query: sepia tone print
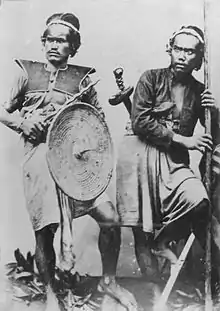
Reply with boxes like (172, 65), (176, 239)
(1, 1), (220, 310)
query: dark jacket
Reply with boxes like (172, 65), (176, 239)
(131, 67), (220, 150)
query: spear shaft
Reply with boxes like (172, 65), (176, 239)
(203, 0), (212, 310)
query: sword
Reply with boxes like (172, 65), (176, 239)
(109, 67), (133, 115)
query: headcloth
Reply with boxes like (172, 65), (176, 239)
(166, 26), (204, 70)
(47, 20), (80, 34)
(45, 13), (80, 35)
(170, 27), (204, 45)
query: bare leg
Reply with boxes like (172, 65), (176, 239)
(153, 217), (190, 276)
(190, 200), (209, 250)
(89, 201), (120, 282)
(98, 226), (121, 279)
(189, 199), (220, 296)
(132, 227), (158, 277)
(35, 224), (60, 311)
(35, 225), (58, 286)
(90, 201), (138, 310)
(153, 200), (220, 286)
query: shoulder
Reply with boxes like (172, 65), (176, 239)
(0, 60), (28, 110)
(12, 59), (28, 81)
(138, 67), (167, 82)
(15, 59), (44, 77)
(68, 63), (96, 75)
(5, 59), (28, 91)
(67, 63), (97, 89)
(69, 64), (97, 89)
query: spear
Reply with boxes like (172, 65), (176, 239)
(203, 0), (212, 310)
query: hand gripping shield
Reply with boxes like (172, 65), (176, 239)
(46, 101), (114, 202)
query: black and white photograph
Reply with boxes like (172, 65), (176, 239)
(1, 0), (220, 310)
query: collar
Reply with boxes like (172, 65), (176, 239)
(44, 62), (68, 73)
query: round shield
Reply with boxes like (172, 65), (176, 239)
(46, 101), (114, 201)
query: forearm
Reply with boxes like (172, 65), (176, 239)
(172, 133), (188, 148)
(132, 109), (174, 148)
(172, 132), (213, 153)
(132, 74), (174, 148)
(0, 107), (23, 134)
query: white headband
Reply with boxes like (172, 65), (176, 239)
(171, 28), (204, 44)
(47, 20), (80, 34)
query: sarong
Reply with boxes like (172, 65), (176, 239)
(116, 134), (208, 233)
(23, 143), (60, 231)
(22, 143), (109, 232)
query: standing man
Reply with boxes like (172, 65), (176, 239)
(0, 12), (137, 311)
(131, 25), (220, 288)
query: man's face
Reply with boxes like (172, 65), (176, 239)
(170, 33), (201, 75)
(44, 24), (72, 66)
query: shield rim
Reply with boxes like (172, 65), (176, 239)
(46, 101), (114, 201)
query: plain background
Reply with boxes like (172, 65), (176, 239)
(0, 0), (220, 276)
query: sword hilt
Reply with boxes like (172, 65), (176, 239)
(113, 67), (125, 91)
(109, 67), (133, 114)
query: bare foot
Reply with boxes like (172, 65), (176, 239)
(152, 240), (178, 276)
(98, 277), (139, 311)
(135, 247), (158, 278)
(44, 286), (60, 311)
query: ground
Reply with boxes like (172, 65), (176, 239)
(0, 227), (210, 311)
